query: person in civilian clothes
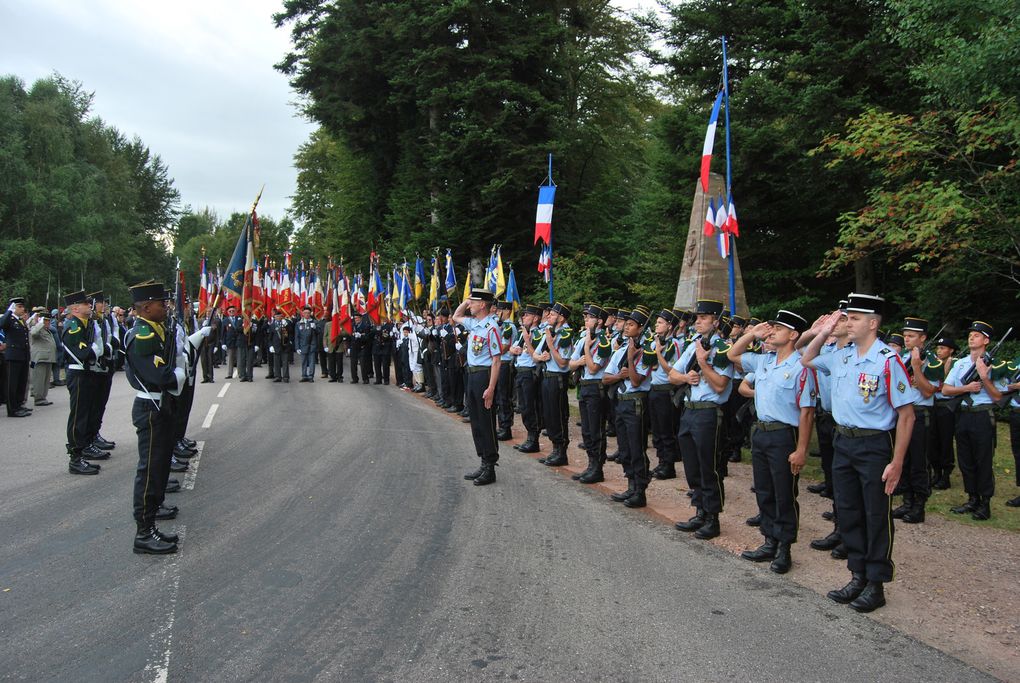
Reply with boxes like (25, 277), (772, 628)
(802, 293), (915, 613)
(455, 289), (503, 486)
(941, 320), (1010, 521)
(729, 311), (816, 574)
(670, 299), (735, 540)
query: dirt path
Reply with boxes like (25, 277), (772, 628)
(416, 391), (1020, 681)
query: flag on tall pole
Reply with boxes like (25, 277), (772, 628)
(534, 153), (557, 303)
(703, 197), (716, 237)
(414, 255), (425, 301)
(222, 187), (263, 320)
(505, 265), (521, 314)
(198, 248), (209, 317)
(700, 90), (724, 194)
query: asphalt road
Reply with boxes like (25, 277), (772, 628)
(0, 369), (996, 682)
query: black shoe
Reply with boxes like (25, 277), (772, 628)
(496, 430), (513, 441)
(810, 528), (841, 551)
(328, 378), (337, 383)
(611, 485), (636, 502)
(807, 481), (828, 494)
(830, 543), (848, 560)
(971, 496), (991, 520)
(652, 466), (677, 480)
(902, 501), (926, 524)
(579, 466), (604, 484)
(605, 429), (616, 438)
(169, 459), (189, 473)
(892, 498), (912, 519)
(173, 445), (196, 459)
(181, 438), (196, 448)
(516, 438), (540, 454)
(201, 379), (212, 383)
(445, 404), (460, 413)
(1006, 495), (1020, 507)
(134, 525), (177, 555)
(464, 465), (485, 480)
(68, 458), (100, 475)
(9, 409), (31, 417)
(273, 378), (282, 383)
(155, 504), (179, 520)
(284, 378), (290, 383)
(350, 379), (359, 385)
(82, 445), (110, 460)
(337, 378), (344, 383)
(827, 573), (867, 604)
(769, 543), (792, 574)
(849, 582), (886, 613)
(933, 472), (951, 490)
(694, 513), (720, 539)
(745, 513), (761, 527)
(741, 538), (778, 562)
(165, 479), (181, 493)
(154, 527), (179, 544)
(473, 463), (497, 486)
(727, 451), (741, 463)
(675, 510), (705, 532)
(951, 495), (978, 514)
(33, 399), (53, 407)
(623, 490), (647, 508)
(821, 510), (834, 521)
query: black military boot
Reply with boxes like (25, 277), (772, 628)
(155, 504), (178, 520)
(154, 527), (179, 544)
(579, 460), (605, 484)
(745, 512), (762, 527)
(769, 542), (792, 574)
(610, 481), (636, 502)
(464, 463), (485, 480)
(652, 463), (677, 480)
(133, 523), (178, 555)
(675, 509), (705, 531)
(1006, 495), (1020, 507)
(694, 513), (720, 539)
(516, 434), (540, 453)
(810, 525), (841, 551)
(902, 498), (926, 524)
(496, 429), (513, 441)
(892, 494), (913, 519)
(933, 471), (951, 490)
(623, 488), (647, 508)
(849, 581), (886, 612)
(572, 457), (595, 481)
(94, 434), (116, 450)
(473, 463), (497, 486)
(741, 537), (778, 562)
(82, 444), (109, 461)
(970, 495), (991, 520)
(950, 495), (978, 514)
(830, 543), (848, 560)
(68, 456), (100, 475)
(543, 448), (568, 467)
(827, 572), (867, 604)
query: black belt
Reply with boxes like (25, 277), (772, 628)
(618, 391), (649, 401)
(684, 401), (720, 410)
(545, 370), (568, 376)
(650, 384), (674, 392)
(466, 365), (491, 374)
(754, 420), (794, 432)
(959, 404), (994, 413)
(578, 379), (602, 386)
(913, 405), (932, 414)
(834, 425), (885, 438)
(515, 367), (536, 374)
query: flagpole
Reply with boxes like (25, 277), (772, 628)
(547, 153), (555, 304)
(722, 36), (736, 314)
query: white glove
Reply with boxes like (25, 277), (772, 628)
(297, 349), (302, 355)
(199, 324), (212, 337)
(6, 302), (15, 313)
(221, 344), (227, 352)
(324, 346), (329, 353)
(455, 342), (463, 351)
(91, 339), (103, 358)
(254, 346), (259, 353)
(440, 329), (448, 338)
(355, 332), (361, 338)
(269, 346), (275, 353)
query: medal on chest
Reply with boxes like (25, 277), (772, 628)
(471, 334), (485, 354)
(858, 373), (879, 403)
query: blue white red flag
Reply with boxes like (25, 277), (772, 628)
(701, 91), (724, 194)
(534, 186), (556, 245)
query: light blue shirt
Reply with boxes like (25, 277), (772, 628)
(651, 337), (681, 386)
(815, 342), (841, 412)
(462, 314), (502, 368)
(604, 344), (652, 394)
(513, 326), (537, 369)
(811, 338), (914, 430)
(541, 324), (572, 373)
(741, 350), (816, 426)
(498, 320), (516, 362)
(944, 355), (1008, 406)
(569, 329), (610, 381)
(671, 333), (733, 404)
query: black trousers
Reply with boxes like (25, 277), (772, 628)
(239, 345), (255, 381)
(751, 426), (800, 543)
(903, 406), (932, 499)
(955, 409), (996, 497)
(541, 372), (570, 448)
(65, 369), (93, 455)
(372, 354), (391, 383)
(423, 355), (435, 392)
(318, 347), (329, 377)
(933, 399), (956, 475)
(495, 362), (514, 432)
(816, 409), (835, 487)
(89, 371), (113, 443)
(172, 381), (196, 442)
(132, 397), (175, 526)
(272, 351), (290, 380)
(515, 368), (540, 437)
(5, 358), (28, 414)
(832, 431), (895, 582)
(616, 394), (649, 489)
(721, 382), (747, 455)
(1008, 410), (1020, 487)
(648, 388), (680, 468)
(201, 343), (214, 381)
(606, 388), (617, 436)
(327, 351), (344, 379)
(578, 382), (607, 463)
(677, 405), (724, 513)
(466, 368), (498, 463)
(351, 346), (371, 382)
(445, 363), (463, 408)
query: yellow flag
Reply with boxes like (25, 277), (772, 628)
(463, 270), (471, 302)
(495, 248), (506, 298)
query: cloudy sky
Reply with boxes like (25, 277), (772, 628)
(1, 0), (661, 224)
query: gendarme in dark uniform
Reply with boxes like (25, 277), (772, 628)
(1, 297), (31, 417)
(803, 293), (915, 613)
(59, 291), (106, 474)
(454, 288), (503, 486)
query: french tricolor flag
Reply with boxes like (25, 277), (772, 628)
(537, 244), (552, 282)
(726, 198), (739, 237)
(715, 195), (729, 258)
(703, 197), (716, 237)
(534, 185), (556, 245)
(700, 91), (724, 194)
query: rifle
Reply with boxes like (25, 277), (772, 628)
(678, 334), (714, 403)
(944, 326), (1012, 411)
(906, 322), (947, 378)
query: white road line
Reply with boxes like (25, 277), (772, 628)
(201, 404), (219, 429)
(217, 382), (231, 398)
(143, 525), (185, 683)
(182, 441), (203, 490)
